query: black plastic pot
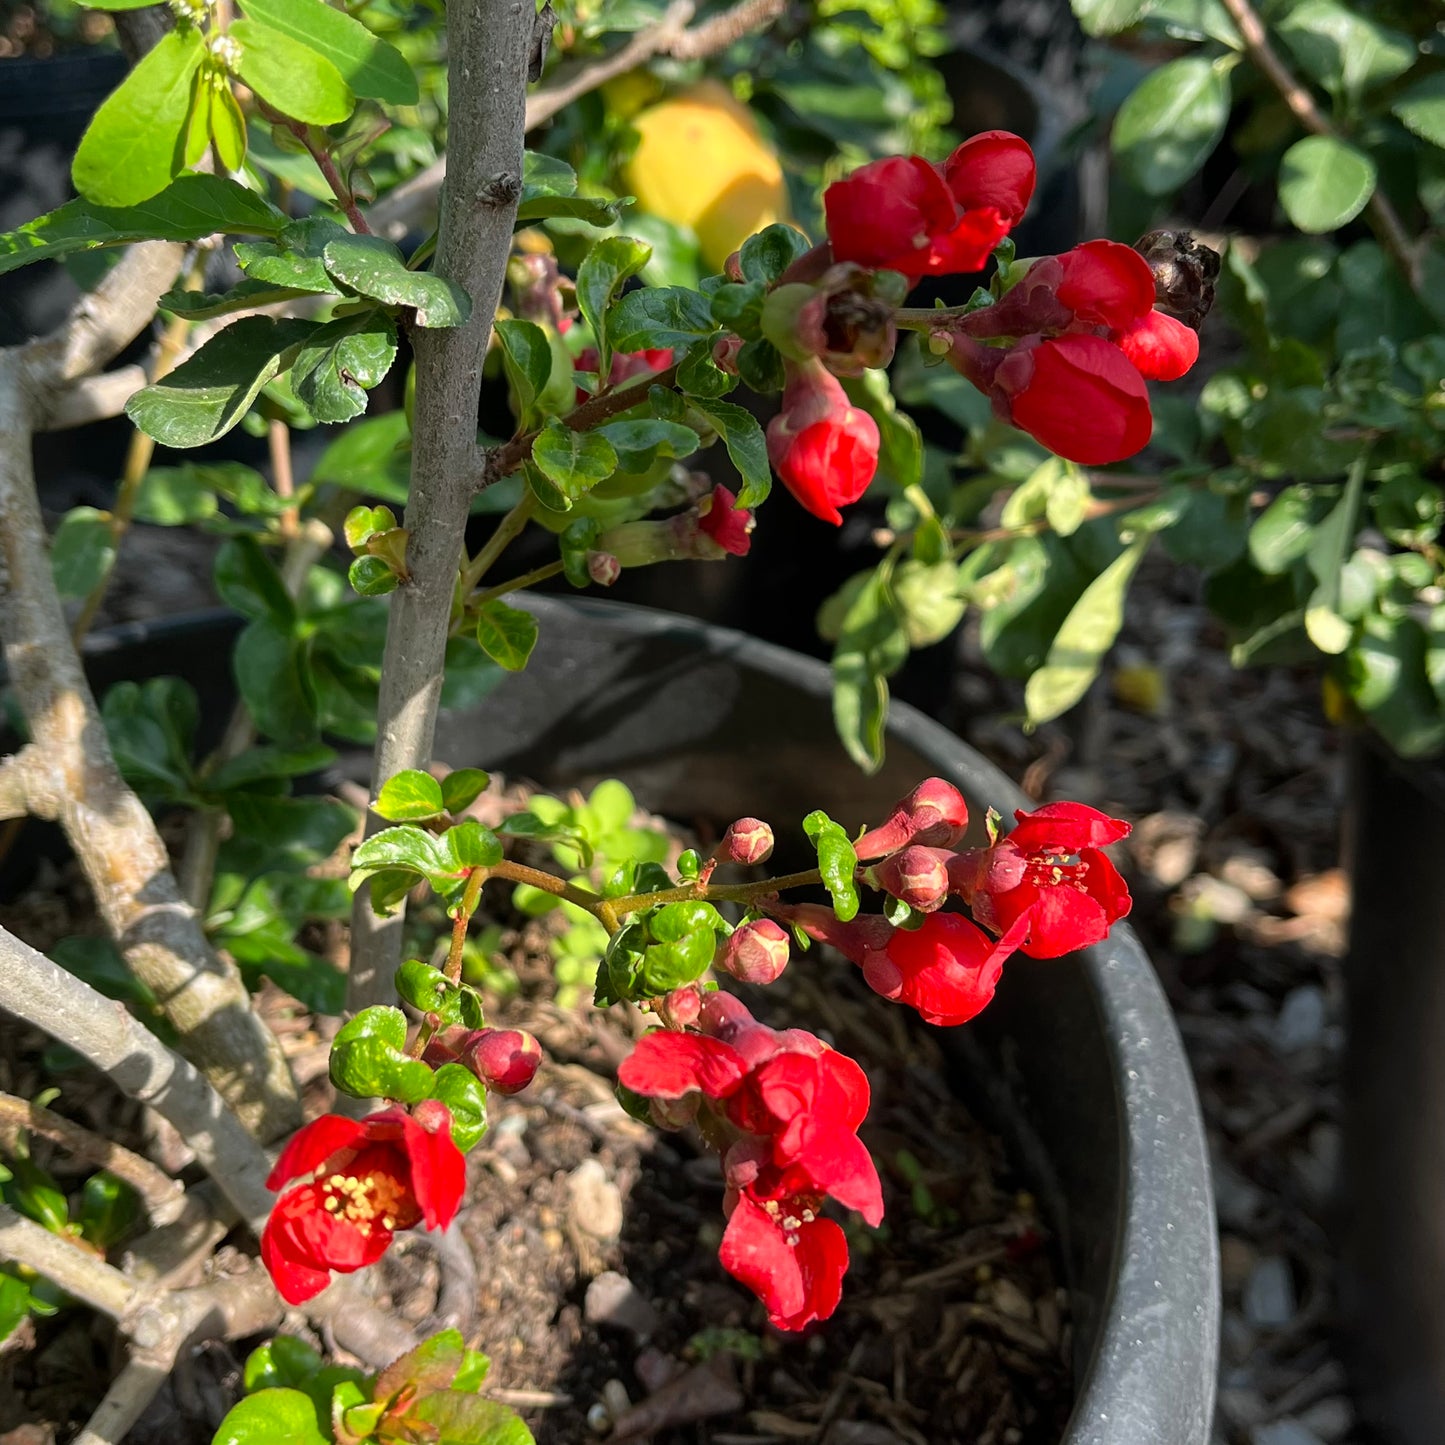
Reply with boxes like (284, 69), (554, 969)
(35, 597), (1219, 1440)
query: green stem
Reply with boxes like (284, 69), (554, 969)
(893, 306), (975, 331)
(468, 558), (565, 609)
(606, 866), (825, 920)
(461, 493), (537, 593)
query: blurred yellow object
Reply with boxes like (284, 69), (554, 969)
(1113, 663), (1167, 716)
(624, 81), (789, 270)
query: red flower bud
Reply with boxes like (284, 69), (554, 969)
(766, 358), (880, 526)
(657, 984), (704, 1030)
(718, 816), (774, 865)
(712, 333), (744, 374)
(715, 919), (791, 985)
(695, 485), (754, 558)
(1112, 308), (1199, 382)
(862, 912), (1013, 1027)
(770, 901), (896, 966)
(871, 845), (952, 913)
(462, 1027), (543, 1094)
(854, 777), (969, 861)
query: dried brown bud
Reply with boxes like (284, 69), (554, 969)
(1134, 230), (1220, 332)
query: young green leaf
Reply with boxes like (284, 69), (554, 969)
(515, 193), (629, 226)
(606, 286), (716, 352)
(395, 959), (449, 1012)
(209, 77), (248, 171)
(329, 1005), (435, 1102)
(243, 1335), (325, 1392)
(1279, 135), (1376, 233)
(440, 819), (503, 870)
(235, 216), (349, 292)
(685, 397), (770, 507)
(213, 1388), (331, 1445)
(1394, 73), (1445, 149)
(231, 19), (354, 127)
(72, 27), (205, 206)
(1112, 57), (1230, 196)
(440, 769), (491, 813)
(159, 279), (321, 320)
(291, 310), (398, 423)
(324, 233), (470, 327)
(238, 0), (418, 103)
(475, 599), (540, 671)
(126, 316), (319, 448)
(802, 811), (860, 922)
(738, 223), (811, 285)
(576, 236), (652, 377)
(530, 419), (618, 501)
(50, 507), (115, 600)
(375, 769), (447, 822)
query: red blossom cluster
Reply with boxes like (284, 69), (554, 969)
(618, 782), (1132, 1329)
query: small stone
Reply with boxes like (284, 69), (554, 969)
(602, 1378), (631, 1421)
(1251, 1421), (1326, 1445)
(585, 1271), (660, 1341)
(990, 1276), (1035, 1322)
(586, 1402), (611, 1434)
(1180, 873), (1253, 925)
(569, 1158), (624, 1242)
(1218, 848), (1282, 902)
(1131, 811), (1205, 888)
(1274, 985), (1327, 1052)
(1244, 1256), (1297, 1328)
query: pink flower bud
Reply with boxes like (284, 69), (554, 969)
(587, 551), (621, 586)
(718, 817), (774, 865)
(723, 250), (745, 283)
(656, 984), (703, 1030)
(768, 901), (895, 966)
(715, 919), (791, 986)
(462, 1027), (543, 1094)
(695, 486), (753, 558)
(854, 778), (969, 860)
(872, 845), (951, 913)
(713, 333), (744, 374)
(421, 1024), (473, 1067)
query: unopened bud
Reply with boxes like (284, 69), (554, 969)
(587, 551), (621, 586)
(411, 1097), (454, 1135)
(718, 817), (774, 866)
(656, 984), (703, 1030)
(462, 1027), (543, 1094)
(421, 1023), (473, 1067)
(945, 845), (1026, 903)
(723, 250), (745, 283)
(872, 846), (951, 913)
(715, 919), (791, 986)
(769, 901), (895, 966)
(854, 777), (969, 860)
(712, 333), (744, 375)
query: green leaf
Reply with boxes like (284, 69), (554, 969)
(515, 193), (629, 226)
(231, 19), (353, 126)
(440, 819), (503, 871)
(71, 27), (205, 206)
(497, 812), (593, 867)
(1278, 0), (1413, 104)
(348, 555), (398, 595)
(213, 1388), (329, 1445)
(432, 1064), (488, 1151)
(441, 769), (491, 813)
(243, 1336), (324, 1393)
(891, 560), (964, 647)
(521, 151), (579, 200)
(1348, 614), (1445, 757)
(292, 310), (398, 423)
(1072, 0), (1148, 33)
(312, 408), (411, 503)
(126, 316), (318, 448)
(531, 419), (617, 502)
(738, 223), (811, 285)
(1248, 484), (1334, 573)
(210, 76), (247, 172)
(1278, 135), (1376, 233)
(802, 811), (860, 922)
(395, 959), (448, 1012)
(77, 1174), (139, 1251)
(0, 176), (287, 277)
(686, 398), (770, 508)
(606, 286), (715, 352)
(827, 567), (909, 773)
(51, 507), (115, 599)
(129, 467), (217, 526)
(675, 336), (737, 398)
(1305, 456), (1366, 656)
(408, 1391), (535, 1444)
(475, 599), (540, 671)
(235, 216), (349, 293)
(103, 677), (197, 796)
(351, 824), (452, 882)
(494, 319), (571, 426)
(1394, 73), (1445, 150)
(324, 233), (470, 328)
(1024, 536), (1148, 726)
(595, 418), (700, 473)
(1112, 56), (1230, 196)
(375, 770), (447, 822)
(576, 236), (652, 378)
(330, 1006), (435, 1103)
(237, 0), (418, 103)
(234, 619), (317, 746)
(215, 536), (292, 623)
(0, 1274), (33, 1343)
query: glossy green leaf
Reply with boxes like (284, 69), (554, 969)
(595, 417), (700, 473)
(72, 27), (205, 206)
(686, 397), (770, 508)
(675, 336), (737, 398)
(0, 176), (287, 277)
(395, 959), (449, 1012)
(494, 318), (571, 426)
(159, 279), (319, 322)
(215, 535), (292, 623)
(126, 316), (318, 448)
(234, 619), (317, 746)
(324, 233), (470, 327)
(330, 1006), (435, 1102)
(292, 310), (398, 423)
(803, 811), (860, 922)
(891, 560), (964, 647)
(243, 1335), (324, 1393)
(0, 1275), (32, 1344)
(1112, 57), (1230, 196)
(231, 19), (354, 127)
(606, 285), (715, 352)
(239, 0), (418, 103)
(312, 408), (411, 503)
(210, 77), (247, 172)
(214, 1388), (329, 1445)
(102, 677), (198, 796)
(351, 824), (452, 881)
(348, 555), (398, 595)
(78, 1173), (140, 1250)
(235, 216), (349, 293)
(521, 151), (579, 200)
(1024, 536), (1148, 726)
(51, 507), (115, 599)
(1279, 136), (1376, 233)
(1278, 0), (1413, 104)
(475, 599), (540, 671)
(1072, 0), (1148, 35)
(1394, 73), (1445, 149)
(576, 236), (652, 378)
(440, 819), (503, 871)
(432, 1064), (488, 1151)
(375, 770), (447, 822)
(496, 812), (593, 867)
(531, 419), (617, 501)
(738, 223), (811, 285)
(515, 193), (629, 226)
(441, 769), (491, 813)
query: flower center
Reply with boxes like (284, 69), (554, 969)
(1028, 849), (1087, 891)
(320, 1169), (413, 1234)
(759, 1190), (824, 1248)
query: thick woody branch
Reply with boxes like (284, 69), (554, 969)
(0, 1092), (185, 1225)
(0, 1203), (135, 1318)
(365, 0), (787, 242)
(347, 0), (534, 1018)
(0, 925), (274, 1232)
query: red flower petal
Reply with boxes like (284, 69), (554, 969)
(266, 1114), (366, 1191)
(918, 206), (1009, 278)
(881, 912), (1006, 1027)
(1016, 884), (1111, 958)
(1008, 800), (1131, 853)
(261, 1182), (395, 1304)
(794, 1128), (884, 1227)
(1114, 308), (1199, 382)
(823, 155), (959, 281)
(718, 1194), (849, 1330)
(942, 130), (1036, 225)
(1055, 240), (1157, 329)
(618, 1030), (750, 1100)
(397, 1107), (466, 1230)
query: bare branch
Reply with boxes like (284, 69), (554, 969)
(365, 0), (787, 242)
(71, 1355), (175, 1445)
(0, 1203), (136, 1317)
(0, 925), (274, 1232)
(347, 0), (535, 1019)
(0, 1092), (185, 1226)
(40, 366), (148, 431)
(0, 349), (300, 1141)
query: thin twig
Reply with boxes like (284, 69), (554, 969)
(0, 1093), (184, 1226)
(0, 1204), (135, 1318)
(467, 558), (565, 608)
(1216, 0), (1421, 290)
(460, 493), (537, 592)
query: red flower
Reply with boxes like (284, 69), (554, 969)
(951, 801), (1132, 959)
(824, 132), (1034, 284)
(1112, 308), (1199, 382)
(260, 1104), (465, 1304)
(1054, 239), (1158, 329)
(696, 484), (754, 557)
(860, 912), (1017, 1027)
(766, 358), (880, 525)
(719, 1182), (848, 1331)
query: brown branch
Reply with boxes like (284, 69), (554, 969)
(365, 0), (787, 242)
(1216, 0), (1421, 290)
(0, 1092), (185, 1226)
